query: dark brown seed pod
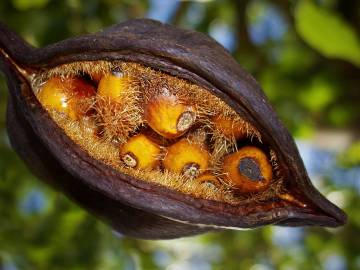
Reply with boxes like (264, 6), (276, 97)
(0, 19), (346, 240)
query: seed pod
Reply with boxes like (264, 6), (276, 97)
(222, 146), (272, 193)
(0, 19), (346, 239)
(163, 139), (210, 179)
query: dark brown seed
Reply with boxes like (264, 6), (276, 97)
(238, 157), (263, 181)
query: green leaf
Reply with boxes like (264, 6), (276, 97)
(295, 1), (360, 66)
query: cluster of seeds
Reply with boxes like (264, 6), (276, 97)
(32, 61), (281, 203)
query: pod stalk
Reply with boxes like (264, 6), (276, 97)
(0, 22), (34, 81)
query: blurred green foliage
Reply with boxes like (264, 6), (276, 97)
(295, 1), (360, 67)
(0, 0), (360, 269)
(338, 141), (360, 168)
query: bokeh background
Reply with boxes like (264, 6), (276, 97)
(0, 0), (359, 269)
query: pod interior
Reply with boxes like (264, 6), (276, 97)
(31, 60), (302, 206)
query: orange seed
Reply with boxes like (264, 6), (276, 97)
(144, 93), (196, 139)
(97, 67), (131, 102)
(163, 139), (210, 178)
(196, 173), (221, 189)
(120, 134), (161, 169)
(213, 115), (246, 139)
(37, 76), (96, 120)
(222, 146), (272, 193)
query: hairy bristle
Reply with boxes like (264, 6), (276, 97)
(48, 61), (112, 79)
(94, 74), (143, 143)
(50, 111), (120, 165)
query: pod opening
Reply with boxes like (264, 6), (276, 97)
(31, 60), (298, 205)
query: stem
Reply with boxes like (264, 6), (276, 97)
(0, 22), (32, 67)
(0, 22), (33, 80)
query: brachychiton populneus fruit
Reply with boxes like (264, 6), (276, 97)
(0, 19), (346, 239)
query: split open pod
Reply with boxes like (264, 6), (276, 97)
(0, 19), (346, 239)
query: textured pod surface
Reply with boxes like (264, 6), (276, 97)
(0, 19), (346, 239)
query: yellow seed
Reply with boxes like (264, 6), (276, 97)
(120, 134), (161, 169)
(144, 93), (196, 139)
(37, 76), (96, 120)
(97, 68), (131, 102)
(222, 146), (272, 193)
(163, 139), (210, 178)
